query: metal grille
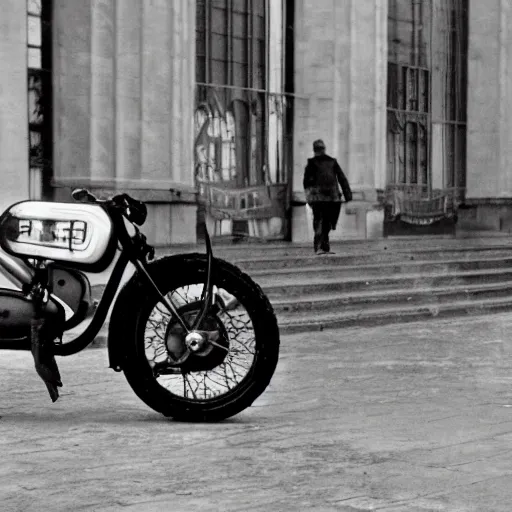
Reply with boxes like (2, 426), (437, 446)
(195, 0), (294, 240)
(196, 0), (267, 90)
(387, 0), (468, 196)
(27, 0), (53, 201)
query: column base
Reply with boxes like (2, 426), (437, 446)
(291, 186), (384, 242)
(145, 204), (198, 246)
(291, 203), (384, 242)
(291, 204), (314, 243)
(458, 198), (512, 233)
(53, 187), (197, 246)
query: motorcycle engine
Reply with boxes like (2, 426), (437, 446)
(48, 264), (95, 329)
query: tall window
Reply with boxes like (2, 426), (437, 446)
(27, 0), (53, 200)
(196, 0), (267, 90)
(195, 0), (293, 189)
(387, 0), (468, 194)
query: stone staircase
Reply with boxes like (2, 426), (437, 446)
(84, 236), (512, 343)
(204, 237), (512, 334)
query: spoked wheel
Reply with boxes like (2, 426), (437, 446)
(116, 254), (280, 421)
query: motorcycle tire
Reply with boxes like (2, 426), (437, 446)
(111, 253), (280, 422)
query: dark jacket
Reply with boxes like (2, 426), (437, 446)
(303, 154), (352, 204)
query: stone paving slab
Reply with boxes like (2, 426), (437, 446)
(3, 313), (512, 510)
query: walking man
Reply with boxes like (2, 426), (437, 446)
(303, 139), (352, 254)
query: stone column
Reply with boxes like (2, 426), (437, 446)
(462, 0), (512, 231)
(53, 0), (197, 245)
(498, 0), (512, 198)
(291, 0), (387, 242)
(466, 0), (503, 199)
(53, 1), (92, 185)
(466, 0), (512, 200)
(0, 2), (30, 213)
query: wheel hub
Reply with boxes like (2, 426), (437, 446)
(162, 301), (230, 373)
(185, 331), (207, 353)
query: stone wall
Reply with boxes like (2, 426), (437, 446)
(0, 2), (30, 214)
(463, 0), (512, 232)
(292, 0), (512, 239)
(466, 0), (512, 199)
(5, 0), (512, 244)
(53, 0), (197, 245)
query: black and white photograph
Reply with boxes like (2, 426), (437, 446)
(1, 0), (511, 510)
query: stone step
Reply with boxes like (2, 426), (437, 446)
(83, 238), (512, 345)
(85, 284), (512, 348)
(276, 295), (512, 334)
(258, 268), (512, 298)
(231, 249), (512, 271)
(271, 280), (512, 314)
(156, 238), (512, 261)
(85, 279), (512, 347)
(247, 256), (512, 280)
(206, 236), (512, 254)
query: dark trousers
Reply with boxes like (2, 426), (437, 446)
(311, 202), (340, 252)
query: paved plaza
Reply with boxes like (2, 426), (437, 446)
(2, 313), (512, 511)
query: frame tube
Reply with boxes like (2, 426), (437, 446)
(54, 252), (130, 356)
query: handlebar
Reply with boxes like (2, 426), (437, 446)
(71, 188), (148, 226)
(71, 188), (99, 203)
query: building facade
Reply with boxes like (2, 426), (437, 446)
(1, 0), (511, 245)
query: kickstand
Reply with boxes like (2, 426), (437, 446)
(30, 317), (63, 402)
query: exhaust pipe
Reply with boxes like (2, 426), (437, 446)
(0, 250), (34, 289)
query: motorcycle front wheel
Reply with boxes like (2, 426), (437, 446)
(113, 254), (280, 422)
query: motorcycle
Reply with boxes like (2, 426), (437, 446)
(0, 189), (280, 421)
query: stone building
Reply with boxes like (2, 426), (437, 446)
(0, 0), (510, 245)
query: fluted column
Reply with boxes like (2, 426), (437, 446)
(115, 0), (142, 182)
(90, 0), (116, 181)
(346, 0), (387, 193)
(53, 0), (117, 183)
(137, 0), (195, 188)
(466, 0), (512, 199)
(53, 0), (93, 184)
(53, 0), (197, 244)
(498, 0), (512, 197)
(0, 1), (30, 213)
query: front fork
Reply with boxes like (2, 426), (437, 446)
(191, 227), (215, 330)
(134, 227), (217, 355)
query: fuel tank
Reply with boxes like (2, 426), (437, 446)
(0, 201), (116, 272)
